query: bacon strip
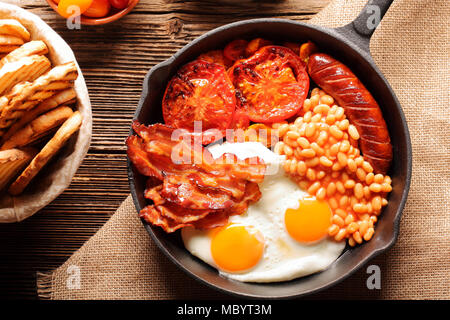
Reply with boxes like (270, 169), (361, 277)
(128, 122), (266, 233)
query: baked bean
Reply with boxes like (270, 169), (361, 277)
(313, 104), (330, 115)
(363, 186), (371, 199)
(310, 142), (324, 156)
(353, 203), (367, 213)
(284, 137), (298, 148)
(337, 152), (348, 167)
(278, 124), (289, 137)
(316, 187), (326, 200)
(339, 195), (349, 207)
(336, 181), (346, 194)
(295, 160), (305, 173)
(311, 113), (322, 123)
(356, 168), (367, 181)
(344, 179), (355, 189)
(298, 180), (309, 191)
(355, 156), (364, 166)
(298, 125), (306, 137)
(353, 231), (363, 244)
(311, 88), (320, 96)
(303, 111), (312, 123)
(325, 114), (336, 125)
(350, 196), (358, 208)
(301, 148), (316, 158)
(363, 227), (374, 241)
(306, 168), (316, 181)
(306, 157), (320, 167)
(330, 125), (344, 139)
(335, 208), (347, 219)
(332, 214), (345, 228)
(347, 158), (357, 172)
(362, 161), (374, 173)
(320, 156), (333, 167)
(320, 94), (334, 106)
(371, 196), (382, 211)
(274, 141), (284, 154)
(334, 228), (347, 241)
(348, 124), (360, 140)
(381, 183), (392, 192)
(338, 119), (349, 131)
(284, 144), (293, 156)
(330, 143), (340, 156)
(369, 183), (382, 193)
(317, 131), (328, 146)
(303, 98), (312, 112)
(335, 107), (345, 120)
(328, 224), (339, 236)
(326, 182), (336, 196)
(297, 137), (310, 149)
(348, 237), (356, 247)
(308, 181), (321, 194)
(328, 197), (338, 210)
(354, 183), (364, 199)
(317, 170), (326, 180)
(305, 123), (316, 137)
(289, 159), (298, 174)
(365, 172), (374, 184)
(294, 117), (303, 127)
(347, 222), (359, 233)
(310, 94), (320, 107)
(359, 220), (369, 236)
(345, 214), (355, 225)
(286, 130), (300, 140)
(374, 174), (384, 184)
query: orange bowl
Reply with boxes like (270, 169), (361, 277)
(46, 0), (140, 25)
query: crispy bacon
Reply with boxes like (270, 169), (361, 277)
(160, 175), (236, 210)
(128, 122), (266, 233)
(140, 181), (262, 232)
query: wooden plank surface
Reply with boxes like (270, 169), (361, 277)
(0, 0), (330, 299)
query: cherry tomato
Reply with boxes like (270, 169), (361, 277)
(299, 41), (318, 63)
(162, 60), (237, 144)
(83, 0), (111, 18)
(228, 46), (309, 123)
(223, 39), (248, 64)
(109, 0), (129, 10)
(245, 38), (273, 57)
(57, 0), (93, 18)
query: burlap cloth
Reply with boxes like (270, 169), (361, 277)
(37, 0), (450, 300)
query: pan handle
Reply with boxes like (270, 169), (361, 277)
(335, 0), (394, 54)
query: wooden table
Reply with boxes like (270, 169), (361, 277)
(0, 0), (331, 299)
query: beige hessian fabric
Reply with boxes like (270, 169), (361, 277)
(37, 0), (450, 299)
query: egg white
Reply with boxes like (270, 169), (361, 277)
(181, 142), (346, 283)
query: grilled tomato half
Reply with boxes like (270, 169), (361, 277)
(162, 60), (236, 144)
(229, 45), (309, 123)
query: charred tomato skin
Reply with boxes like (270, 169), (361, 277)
(228, 45), (309, 123)
(162, 59), (237, 144)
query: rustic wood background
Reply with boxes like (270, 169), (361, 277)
(0, 0), (331, 299)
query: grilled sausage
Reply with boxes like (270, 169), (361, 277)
(307, 53), (392, 174)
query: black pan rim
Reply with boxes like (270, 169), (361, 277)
(127, 18), (412, 299)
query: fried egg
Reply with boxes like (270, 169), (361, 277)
(181, 142), (346, 283)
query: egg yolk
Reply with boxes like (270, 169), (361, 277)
(210, 224), (264, 273)
(285, 197), (332, 243)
